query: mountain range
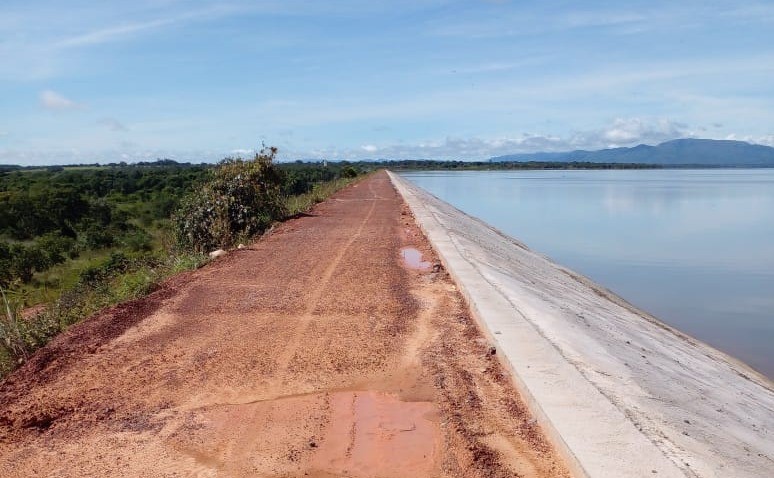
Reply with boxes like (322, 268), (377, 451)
(489, 139), (774, 167)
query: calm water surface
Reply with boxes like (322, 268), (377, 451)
(401, 169), (774, 378)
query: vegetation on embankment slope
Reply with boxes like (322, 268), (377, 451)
(0, 148), (363, 377)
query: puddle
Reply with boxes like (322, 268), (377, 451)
(312, 391), (440, 477)
(400, 247), (431, 270)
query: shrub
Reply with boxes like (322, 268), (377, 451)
(173, 147), (287, 253)
(36, 233), (75, 265)
(0, 243), (51, 284)
(341, 166), (359, 178)
(79, 220), (115, 249)
(121, 228), (153, 252)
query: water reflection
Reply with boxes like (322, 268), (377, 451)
(400, 247), (431, 270)
(402, 169), (774, 378)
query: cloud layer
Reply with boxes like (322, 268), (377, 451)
(294, 118), (697, 160)
(97, 117), (128, 131)
(4, 116), (774, 165)
(1, 2), (772, 165)
(39, 90), (83, 110)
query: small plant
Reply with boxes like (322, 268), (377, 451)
(0, 285), (30, 373)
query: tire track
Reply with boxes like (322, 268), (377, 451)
(272, 187), (378, 375)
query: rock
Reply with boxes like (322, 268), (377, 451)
(237, 243), (246, 249)
(209, 249), (226, 259)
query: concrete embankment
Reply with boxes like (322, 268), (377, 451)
(389, 171), (774, 478)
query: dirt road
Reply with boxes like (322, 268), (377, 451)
(0, 172), (569, 477)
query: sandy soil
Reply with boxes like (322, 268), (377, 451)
(0, 172), (569, 477)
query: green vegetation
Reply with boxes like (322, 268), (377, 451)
(0, 161), (210, 291)
(0, 252), (207, 376)
(286, 177), (357, 217)
(0, 152), (362, 377)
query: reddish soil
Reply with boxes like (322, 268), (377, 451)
(0, 172), (570, 477)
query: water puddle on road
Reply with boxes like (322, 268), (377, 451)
(400, 247), (431, 270)
(311, 391), (440, 477)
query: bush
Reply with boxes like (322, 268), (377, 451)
(36, 233), (75, 265)
(79, 221), (115, 249)
(121, 229), (153, 252)
(341, 166), (359, 178)
(174, 147), (287, 253)
(0, 242), (51, 285)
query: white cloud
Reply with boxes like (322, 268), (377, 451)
(230, 148), (256, 157)
(560, 11), (646, 29)
(725, 134), (774, 147)
(2, 123), (771, 166)
(97, 117), (128, 131)
(0, 2), (261, 81)
(600, 118), (690, 147)
(286, 118), (696, 160)
(449, 58), (545, 75)
(39, 90), (83, 110)
(0, 147), (220, 166)
(52, 3), (253, 48)
(56, 18), (174, 48)
(756, 135), (774, 146)
(428, 6), (654, 39)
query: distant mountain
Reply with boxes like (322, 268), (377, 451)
(489, 139), (774, 167)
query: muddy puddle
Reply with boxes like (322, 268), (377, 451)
(400, 247), (431, 270)
(312, 391), (440, 477)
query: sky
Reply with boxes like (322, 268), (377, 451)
(1, 0), (773, 164)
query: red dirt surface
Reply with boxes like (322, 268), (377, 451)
(0, 172), (570, 477)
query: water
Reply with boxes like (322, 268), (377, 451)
(400, 169), (774, 378)
(400, 247), (431, 270)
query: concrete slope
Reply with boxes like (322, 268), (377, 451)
(389, 171), (774, 478)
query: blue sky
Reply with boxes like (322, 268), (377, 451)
(1, 0), (773, 164)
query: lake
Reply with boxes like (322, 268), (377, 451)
(400, 169), (774, 378)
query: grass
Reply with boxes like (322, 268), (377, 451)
(0, 251), (208, 377)
(285, 177), (358, 216)
(21, 221), (172, 308)
(25, 250), (114, 304)
(0, 287), (29, 376)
